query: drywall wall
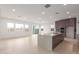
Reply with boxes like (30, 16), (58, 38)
(0, 17), (55, 39)
(0, 17), (33, 39)
(76, 16), (79, 35)
(75, 16), (79, 38)
(39, 23), (55, 35)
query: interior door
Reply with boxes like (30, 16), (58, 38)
(66, 27), (74, 38)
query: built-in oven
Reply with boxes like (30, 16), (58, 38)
(60, 28), (64, 33)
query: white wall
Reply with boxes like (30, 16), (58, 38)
(39, 23), (55, 35)
(74, 16), (79, 39)
(0, 18), (34, 39)
(76, 16), (79, 35)
(0, 17), (55, 39)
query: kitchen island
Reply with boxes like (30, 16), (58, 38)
(38, 33), (64, 51)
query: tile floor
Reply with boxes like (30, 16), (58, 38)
(0, 35), (79, 54)
(0, 35), (53, 54)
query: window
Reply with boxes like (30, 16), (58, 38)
(7, 23), (14, 32)
(7, 23), (14, 29)
(15, 24), (24, 29)
(25, 24), (29, 31)
(25, 24), (29, 29)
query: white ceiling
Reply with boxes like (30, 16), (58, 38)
(0, 4), (79, 24)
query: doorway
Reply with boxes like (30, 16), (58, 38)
(32, 25), (39, 34)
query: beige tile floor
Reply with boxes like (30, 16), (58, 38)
(0, 35), (79, 54)
(0, 35), (53, 54)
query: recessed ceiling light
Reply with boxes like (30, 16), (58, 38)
(12, 9), (15, 12)
(66, 11), (70, 14)
(41, 12), (45, 15)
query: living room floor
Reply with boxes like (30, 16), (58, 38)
(0, 35), (79, 54)
(0, 35), (53, 54)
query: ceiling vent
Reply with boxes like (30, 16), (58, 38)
(44, 4), (51, 8)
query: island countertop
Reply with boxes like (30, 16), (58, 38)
(39, 33), (62, 36)
(38, 33), (64, 51)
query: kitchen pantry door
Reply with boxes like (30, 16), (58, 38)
(66, 27), (74, 39)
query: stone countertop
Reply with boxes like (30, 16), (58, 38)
(39, 33), (62, 37)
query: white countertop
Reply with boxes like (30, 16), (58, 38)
(39, 33), (62, 36)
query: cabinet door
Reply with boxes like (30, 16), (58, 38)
(66, 19), (75, 27)
(65, 19), (69, 27)
(66, 27), (74, 38)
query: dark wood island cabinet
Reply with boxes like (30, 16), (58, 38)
(52, 34), (64, 49)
